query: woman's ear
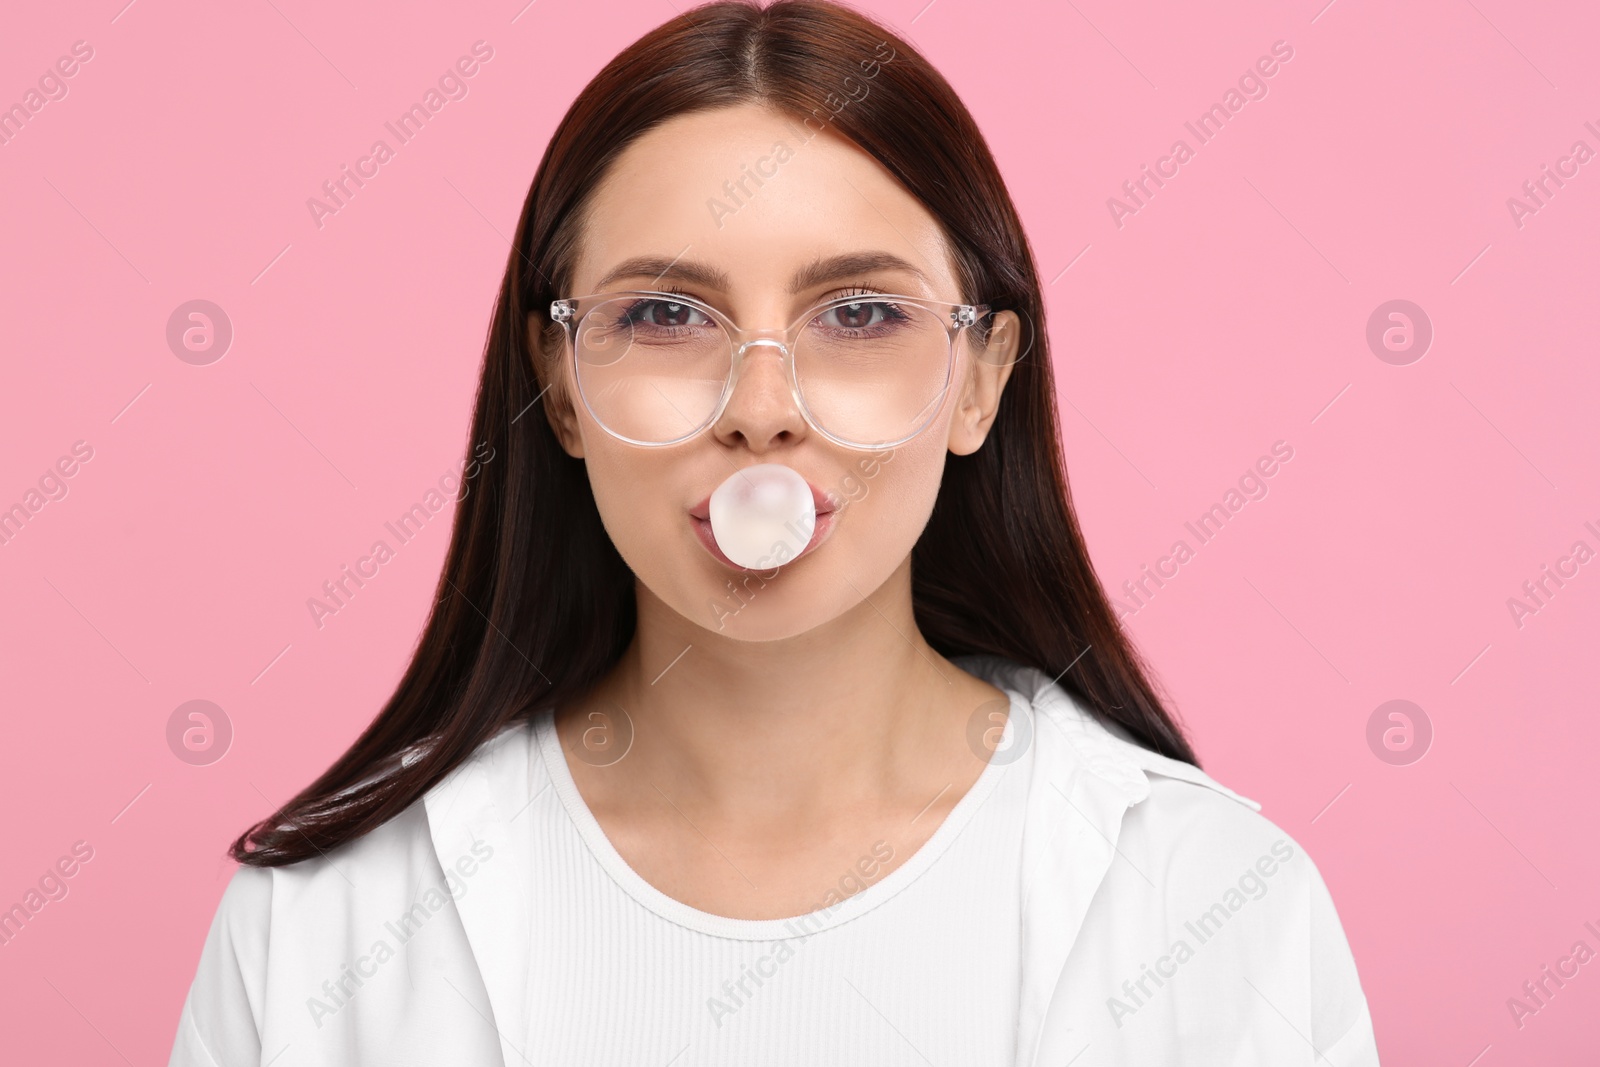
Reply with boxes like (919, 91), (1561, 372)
(947, 309), (1021, 457)
(529, 312), (585, 458)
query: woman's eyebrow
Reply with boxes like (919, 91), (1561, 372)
(593, 251), (927, 293)
(595, 255), (727, 292)
(790, 251), (928, 292)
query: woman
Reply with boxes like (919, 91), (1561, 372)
(169, 2), (1379, 1064)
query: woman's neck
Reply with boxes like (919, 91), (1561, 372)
(556, 561), (1004, 833)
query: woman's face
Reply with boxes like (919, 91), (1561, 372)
(535, 103), (1017, 642)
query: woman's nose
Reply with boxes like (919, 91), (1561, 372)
(710, 339), (809, 450)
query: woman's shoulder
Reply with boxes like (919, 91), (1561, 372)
(1117, 755), (1330, 908)
(172, 722), (543, 1066)
(1066, 726), (1378, 1061)
(1038, 683), (1347, 925)
(978, 652), (1316, 879)
(213, 718), (544, 914)
(1071, 709), (1341, 919)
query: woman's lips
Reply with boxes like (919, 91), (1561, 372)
(688, 493), (838, 570)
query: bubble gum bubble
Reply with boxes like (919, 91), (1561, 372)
(709, 463), (816, 569)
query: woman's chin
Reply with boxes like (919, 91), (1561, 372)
(641, 564), (844, 643)
(691, 585), (836, 643)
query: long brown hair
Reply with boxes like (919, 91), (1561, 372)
(232, 0), (1198, 867)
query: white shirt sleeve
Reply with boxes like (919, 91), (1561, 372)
(168, 865), (273, 1067)
(1307, 851), (1380, 1065)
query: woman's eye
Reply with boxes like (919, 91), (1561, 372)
(627, 299), (707, 328)
(823, 301), (885, 329)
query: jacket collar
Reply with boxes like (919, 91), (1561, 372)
(420, 656), (1256, 1067)
(950, 654), (1259, 1067)
(420, 724), (540, 1067)
(954, 654), (1147, 1067)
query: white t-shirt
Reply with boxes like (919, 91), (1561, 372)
(520, 701), (1032, 1065)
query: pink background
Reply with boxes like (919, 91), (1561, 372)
(2, 0), (1596, 1061)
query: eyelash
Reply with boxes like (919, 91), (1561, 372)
(830, 284), (893, 301)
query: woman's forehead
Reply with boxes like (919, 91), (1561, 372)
(570, 104), (958, 301)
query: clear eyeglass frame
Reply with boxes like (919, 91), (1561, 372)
(548, 288), (992, 450)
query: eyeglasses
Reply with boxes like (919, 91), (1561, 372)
(549, 289), (990, 449)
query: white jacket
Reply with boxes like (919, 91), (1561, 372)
(168, 654), (1380, 1065)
